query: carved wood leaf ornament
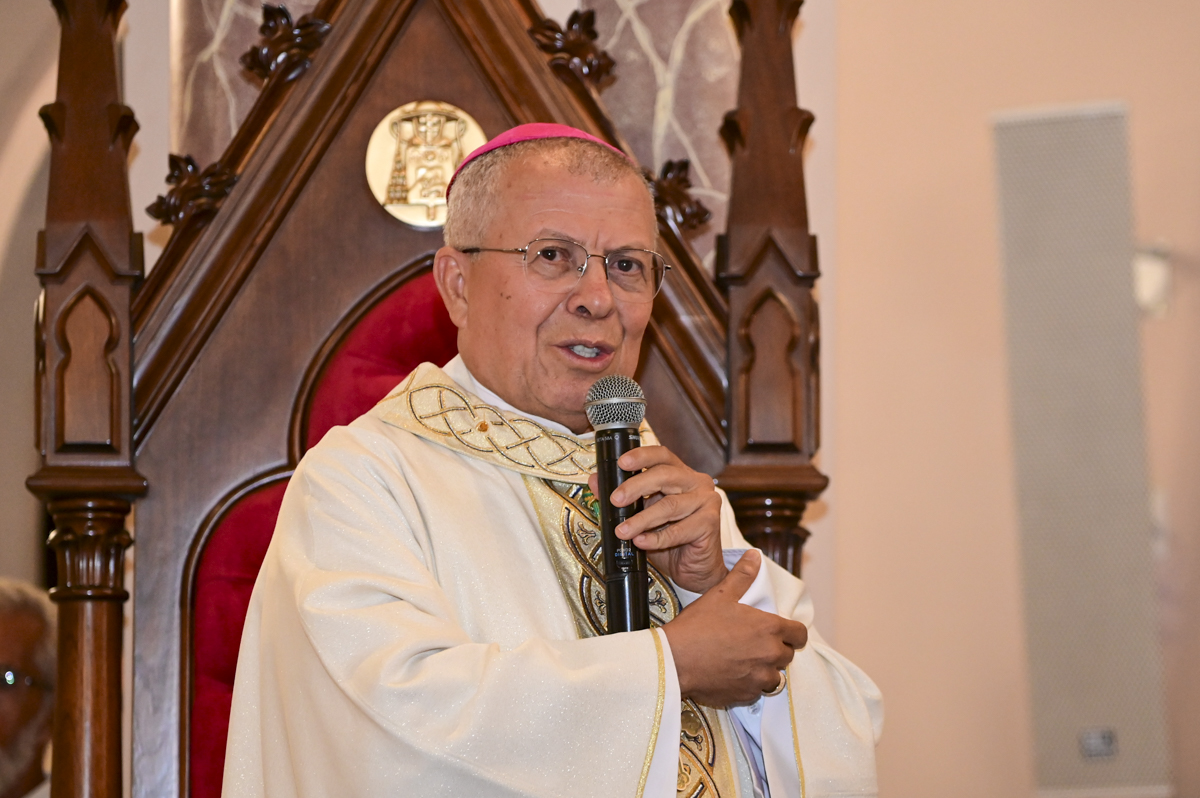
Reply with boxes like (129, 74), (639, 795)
(146, 154), (239, 227)
(240, 3), (333, 84)
(648, 160), (712, 237)
(528, 10), (616, 88)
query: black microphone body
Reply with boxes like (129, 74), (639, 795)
(594, 427), (650, 634)
(585, 375), (652, 634)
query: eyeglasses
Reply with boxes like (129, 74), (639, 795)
(460, 238), (671, 303)
(1, 666), (45, 691)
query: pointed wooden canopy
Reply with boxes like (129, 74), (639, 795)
(131, 0), (729, 471)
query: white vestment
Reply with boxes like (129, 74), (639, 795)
(223, 359), (882, 797)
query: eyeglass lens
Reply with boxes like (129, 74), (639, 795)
(525, 239), (664, 300)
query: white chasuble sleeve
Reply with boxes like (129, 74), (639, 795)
(647, 630), (684, 797)
(673, 492), (884, 798)
(222, 423), (679, 798)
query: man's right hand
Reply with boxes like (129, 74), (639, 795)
(661, 550), (808, 707)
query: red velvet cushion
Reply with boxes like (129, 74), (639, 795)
(305, 270), (459, 450)
(190, 269), (457, 798)
(191, 479), (287, 798)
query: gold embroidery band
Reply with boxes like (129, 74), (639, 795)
(375, 363), (599, 481)
(786, 662), (807, 798)
(375, 362), (663, 483)
(636, 628), (667, 798)
(522, 476), (740, 798)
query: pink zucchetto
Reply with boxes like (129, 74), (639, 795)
(445, 122), (630, 201)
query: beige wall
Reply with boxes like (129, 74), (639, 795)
(0, 1), (58, 584)
(834, 1), (1200, 796)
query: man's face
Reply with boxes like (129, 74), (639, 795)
(0, 609), (48, 751)
(438, 156), (657, 433)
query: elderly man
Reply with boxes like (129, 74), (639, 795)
(224, 124), (882, 797)
(0, 579), (55, 798)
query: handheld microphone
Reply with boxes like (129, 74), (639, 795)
(585, 375), (651, 634)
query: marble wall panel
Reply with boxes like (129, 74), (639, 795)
(584, 0), (740, 271)
(173, 0), (739, 270)
(173, 0), (319, 166)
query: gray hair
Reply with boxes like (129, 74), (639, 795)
(443, 136), (655, 251)
(0, 579), (56, 694)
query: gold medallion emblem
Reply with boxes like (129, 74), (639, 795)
(364, 100), (487, 229)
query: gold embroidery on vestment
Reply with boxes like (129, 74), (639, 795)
(786, 662), (807, 798)
(524, 477), (740, 798)
(378, 364), (746, 796)
(375, 364), (601, 480)
(638, 628), (667, 798)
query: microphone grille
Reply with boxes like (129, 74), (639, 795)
(585, 375), (646, 428)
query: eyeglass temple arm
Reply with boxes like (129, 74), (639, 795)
(458, 246), (527, 255)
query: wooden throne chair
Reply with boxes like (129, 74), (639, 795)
(28, 1), (825, 797)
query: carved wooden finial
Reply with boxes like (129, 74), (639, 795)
(719, 0), (816, 281)
(29, 0), (148, 796)
(146, 154), (239, 226)
(526, 9), (631, 154)
(647, 160), (711, 238)
(529, 10), (616, 88)
(715, 0), (826, 575)
(240, 3), (333, 84)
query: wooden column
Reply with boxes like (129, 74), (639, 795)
(715, 0), (826, 577)
(27, 1), (147, 797)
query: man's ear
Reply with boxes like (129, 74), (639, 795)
(432, 245), (469, 329)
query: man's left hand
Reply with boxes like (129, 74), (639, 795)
(587, 445), (726, 594)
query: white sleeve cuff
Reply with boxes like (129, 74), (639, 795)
(672, 548), (778, 615)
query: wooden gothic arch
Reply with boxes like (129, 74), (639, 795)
(28, 0), (825, 796)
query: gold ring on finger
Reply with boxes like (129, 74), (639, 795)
(762, 669), (788, 697)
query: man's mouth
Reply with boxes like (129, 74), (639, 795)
(570, 344), (602, 359)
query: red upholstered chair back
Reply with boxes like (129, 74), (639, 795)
(188, 268), (458, 798)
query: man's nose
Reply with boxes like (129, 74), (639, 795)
(567, 254), (616, 316)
